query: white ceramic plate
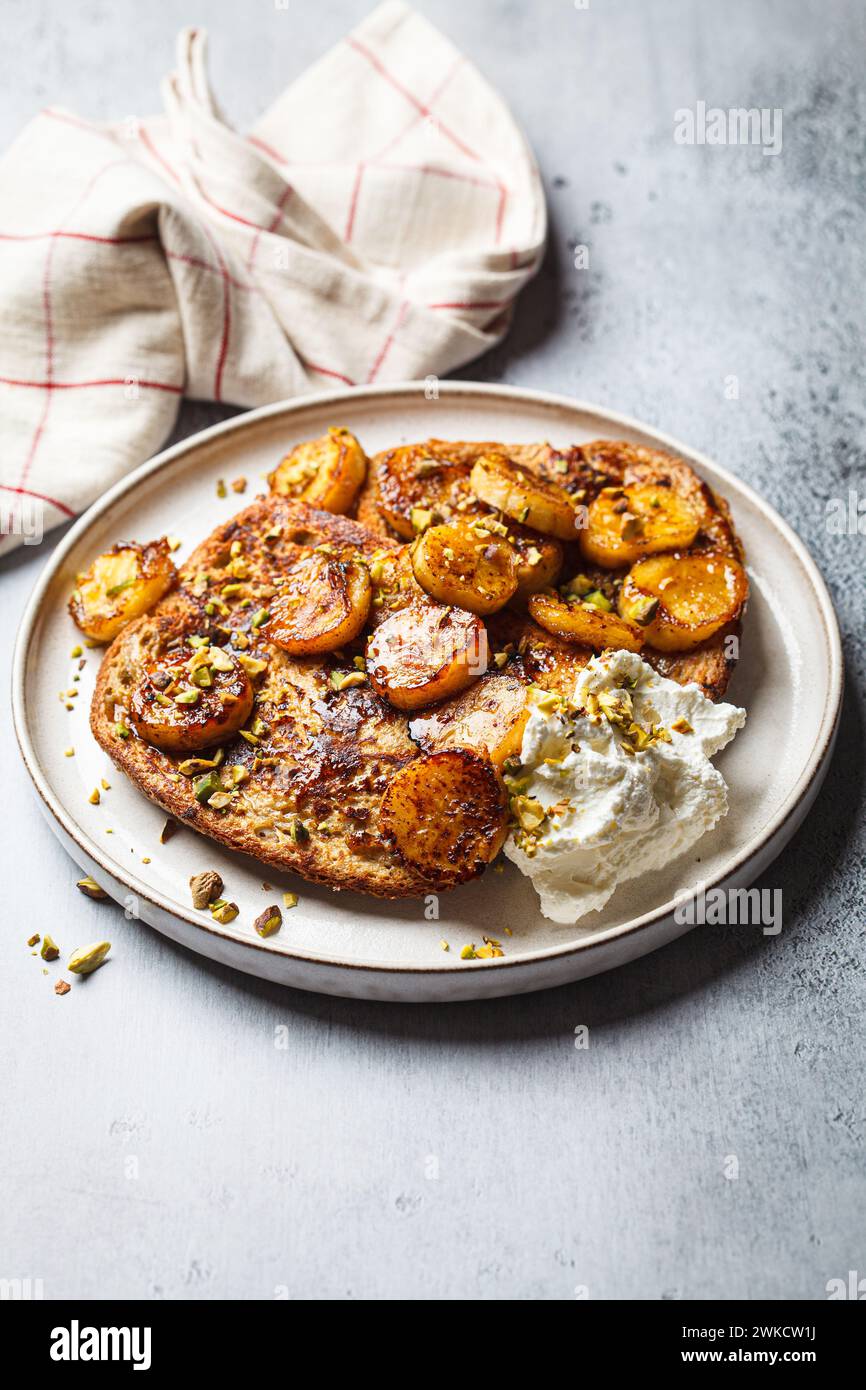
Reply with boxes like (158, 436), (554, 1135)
(13, 383), (842, 1001)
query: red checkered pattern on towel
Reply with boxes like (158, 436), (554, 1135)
(0, 2), (546, 551)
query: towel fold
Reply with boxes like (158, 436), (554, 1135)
(0, 1), (546, 551)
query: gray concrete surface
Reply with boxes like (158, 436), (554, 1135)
(1, 0), (864, 1300)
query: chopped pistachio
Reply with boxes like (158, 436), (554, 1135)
(239, 729), (260, 746)
(55, 979), (71, 996)
(237, 654), (268, 678)
(210, 900), (239, 925)
(330, 670), (366, 692)
(191, 665), (213, 688)
(216, 478), (227, 498)
(115, 722), (131, 740)
(100, 778), (110, 791)
(193, 770), (222, 805)
(159, 818), (178, 844)
(251, 608), (269, 629)
(352, 655), (367, 672)
(230, 476), (247, 494)
(475, 944), (504, 959)
(598, 688), (634, 727)
(27, 933), (40, 948)
(41, 935), (60, 962)
(631, 594), (660, 626)
(208, 791), (233, 810)
(460, 944), (477, 960)
(582, 589), (613, 613)
(289, 819), (309, 844)
(230, 539), (243, 558)
(67, 941), (111, 974)
(88, 788), (101, 806)
(168, 536), (182, 551)
(440, 939), (450, 952)
(254, 905), (282, 938)
(177, 750), (224, 776)
(671, 717), (693, 735)
(64, 747), (75, 758)
(190, 870), (223, 910)
(510, 794), (546, 832)
(174, 688), (200, 706)
(410, 507), (434, 533)
(282, 892), (298, 910)
(76, 876), (108, 901)
(70, 644), (83, 658)
(563, 574), (593, 598)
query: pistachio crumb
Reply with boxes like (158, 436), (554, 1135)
(210, 900), (239, 925)
(159, 819), (178, 845)
(253, 905), (282, 938)
(40, 935), (60, 962)
(64, 747), (75, 758)
(55, 979), (71, 996)
(27, 933), (40, 948)
(88, 788), (101, 806)
(67, 941), (111, 975)
(282, 892), (298, 910)
(76, 876), (108, 901)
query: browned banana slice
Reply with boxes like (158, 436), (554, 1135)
(408, 672), (529, 768)
(469, 453), (584, 541)
(528, 590), (644, 653)
(375, 445), (473, 539)
(264, 551), (371, 655)
(129, 644), (254, 754)
(69, 539), (176, 644)
(579, 483), (701, 569)
(619, 552), (748, 652)
(268, 428), (367, 514)
(366, 602), (488, 710)
(380, 748), (508, 885)
(410, 520), (518, 615)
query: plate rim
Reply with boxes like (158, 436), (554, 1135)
(12, 380), (844, 981)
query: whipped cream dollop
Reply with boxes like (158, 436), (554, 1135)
(504, 650), (746, 924)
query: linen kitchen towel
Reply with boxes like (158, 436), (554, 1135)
(0, 1), (546, 551)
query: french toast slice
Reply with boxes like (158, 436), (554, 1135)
(88, 436), (746, 900)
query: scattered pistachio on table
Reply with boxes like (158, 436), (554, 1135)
(67, 941), (111, 975)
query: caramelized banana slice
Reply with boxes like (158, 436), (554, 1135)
(408, 672), (529, 768)
(528, 590), (644, 653)
(69, 540), (175, 644)
(264, 551), (371, 655)
(366, 602), (488, 710)
(375, 445), (473, 539)
(268, 428), (367, 514)
(411, 520), (518, 615)
(129, 644), (254, 754)
(619, 553), (748, 652)
(579, 483), (701, 569)
(380, 749), (508, 885)
(470, 453), (584, 541)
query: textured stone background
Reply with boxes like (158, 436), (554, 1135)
(1, 0), (863, 1300)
